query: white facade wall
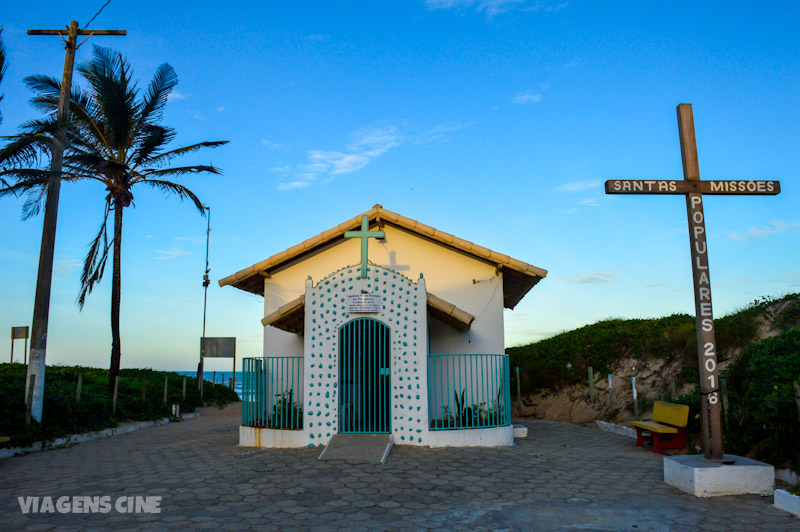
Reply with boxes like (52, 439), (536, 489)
(301, 266), (429, 447)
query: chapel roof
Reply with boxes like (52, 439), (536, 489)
(218, 204), (548, 309)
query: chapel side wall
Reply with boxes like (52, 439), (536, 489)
(263, 278), (304, 356)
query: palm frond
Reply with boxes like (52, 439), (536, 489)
(0, 172), (51, 198)
(131, 124), (175, 167)
(138, 63), (177, 126)
(141, 140), (228, 167)
(137, 178), (206, 214)
(0, 28), (7, 123)
(21, 182), (48, 220)
(143, 165), (223, 179)
(0, 131), (57, 167)
(77, 204), (113, 309)
(78, 46), (139, 151)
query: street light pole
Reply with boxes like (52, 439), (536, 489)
(198, 206), (210, 396)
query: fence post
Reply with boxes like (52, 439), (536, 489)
(141, 376), (146, 402)
(212, 371), (216, 386)
(608, 374), (614, 410)
(632, 377), (638, 420)
(588, 366), (595, 402)
(669, 375), (677, 400)
(112, 376), (119, 417)
(163, 376), (168, 405)
(720, 378), (729, 428)
(76, 374), (83, 403)
(182, 377), (187, 400)
(793, 382), (800, 420)
(229, 377), (233, 390)
(25, 374), (36, 425)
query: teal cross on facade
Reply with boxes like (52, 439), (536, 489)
(345, 215), (385, 279)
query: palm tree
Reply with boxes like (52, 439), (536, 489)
(0, 27), (7, 125)
(1, 46), (227, 393)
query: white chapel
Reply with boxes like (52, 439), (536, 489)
(220, 204), (547, 448)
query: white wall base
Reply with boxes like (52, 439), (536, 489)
(664, 454), (774, 497)
(239, 426), (308, 448)
(425, 425), (513, 447)
(513, 424), (528, 438)
(774, 489), (800, 518)
(595, 420), (637, 439)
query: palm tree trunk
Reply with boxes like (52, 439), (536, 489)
(108, 197), (124, 395)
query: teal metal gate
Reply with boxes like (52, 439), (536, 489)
(339, 318), (391, 433)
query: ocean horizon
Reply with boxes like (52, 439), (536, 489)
(174, 370), (242, 398)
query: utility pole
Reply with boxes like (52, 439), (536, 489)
(198, 206), (211, 395)
(25, 21), (125, 422)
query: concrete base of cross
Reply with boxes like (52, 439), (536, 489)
(664, 454), (774, 497)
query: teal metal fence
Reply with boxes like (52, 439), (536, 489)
(241, 356), (303, 429)
(428, 354), (511, 430)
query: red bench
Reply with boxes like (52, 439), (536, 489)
(631, 401), (689, 454)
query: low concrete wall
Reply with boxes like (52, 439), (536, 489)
(239, 426), (308, 448)
(0, 413), (200, 460)
(425, 425), (513, 447)
(774, 489), (800, 518)
(594, 420), (637, 439)
(664, 454), (774, 497)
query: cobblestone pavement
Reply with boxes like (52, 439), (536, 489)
(2, 405), (798, 531)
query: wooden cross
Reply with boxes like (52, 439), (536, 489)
(605, 104), (781, 461)
(345, 215), (385, 279)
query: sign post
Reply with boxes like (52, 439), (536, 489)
(200, 337), (237, 391)
(605, 104), (781, 460)
(11, 326), (30, 364)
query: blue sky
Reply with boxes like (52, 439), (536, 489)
(1, 1), (798, 371)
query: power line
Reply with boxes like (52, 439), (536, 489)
(84, 0), (112, 30)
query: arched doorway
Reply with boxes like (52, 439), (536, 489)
(338, 318), (391, 433)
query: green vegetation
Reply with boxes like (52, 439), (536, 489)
(0, 364), (239, 448)
(508, 293), (800, 394)
(508, 293), (800, 470)
(508, 313), (695, 392)
(718, 328), (800, 470)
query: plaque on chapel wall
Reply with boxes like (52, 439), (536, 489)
(347, 294), (382, 313)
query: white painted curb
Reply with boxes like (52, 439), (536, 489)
(774, 489), (800, 518)
(0, 412), (200, 459)
(595, 420), (637, 439)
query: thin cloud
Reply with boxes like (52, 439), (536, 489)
(306, 34), (330, 41)
(427, 1), (569, 19)
(261, 139), (283, 150)
(277, 125), (403, 191)
(174, 236), (204, 244)
(307, 151), (370, 175)
(414, 123), (473, 144)
(567, 270), (616, 284)
(277, 181), (311, 191)
(578, 197), (601, 207)
(728, 220), (800, 241)
(54, 257), (81, 276)
(168, 91), (187, 101)
(558, 181), (599, 192)
(216, 106), (226, 113)
(155, 247), (190, 260)
(513, 91), (542, 104)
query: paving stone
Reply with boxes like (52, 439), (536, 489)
(3, 406), (800, 531)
